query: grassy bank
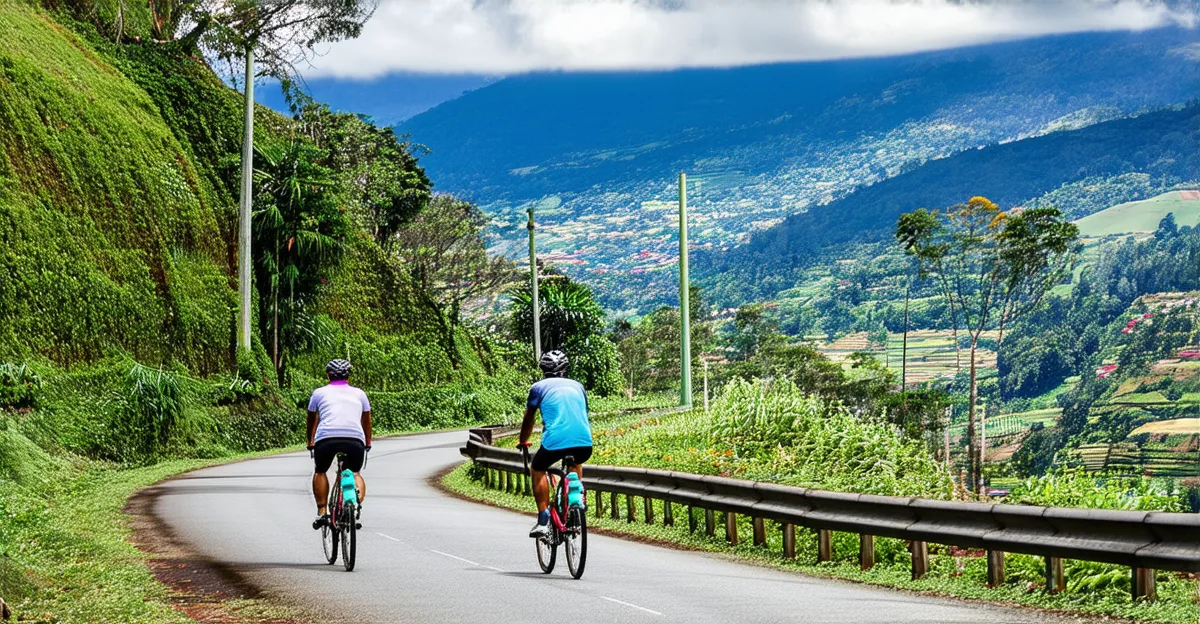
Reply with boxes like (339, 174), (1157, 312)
(443, 464), (1200, 623)
(0, 453), (295, 624)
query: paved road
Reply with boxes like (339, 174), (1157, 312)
(153, 431), (1068, 624)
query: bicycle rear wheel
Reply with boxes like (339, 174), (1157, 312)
(565, 507), (587, 579)
(341, 503), (357, 571)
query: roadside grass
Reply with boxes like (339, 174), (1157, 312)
(0, 455), (289, 624)
(444, 464), (1200, 623)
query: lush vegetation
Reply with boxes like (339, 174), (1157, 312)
(0, 2), (531, 621)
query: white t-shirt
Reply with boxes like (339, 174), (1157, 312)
(308, 381), (370, 443)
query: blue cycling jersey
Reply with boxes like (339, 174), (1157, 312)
(527, 377), (592, 450)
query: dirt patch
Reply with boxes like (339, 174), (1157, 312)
(125, 483), (307, 624)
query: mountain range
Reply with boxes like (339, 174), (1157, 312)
(397, 28), (1200, 312)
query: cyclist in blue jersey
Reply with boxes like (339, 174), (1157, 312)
(518, 350), (593, 539)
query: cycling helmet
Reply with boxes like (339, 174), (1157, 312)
(539, 350), (569, 376)
(325, 359), (352, 380)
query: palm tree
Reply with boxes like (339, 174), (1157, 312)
(252, 140), (346, 379)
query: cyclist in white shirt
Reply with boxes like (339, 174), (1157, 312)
(306, 359), (372, 529)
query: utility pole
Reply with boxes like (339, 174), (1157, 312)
(980, 401), (987, 492)
(679, 172), (693, 408)
(943, 406), (951, 471)
(703, 358), (710, 412)
(527, 208), (541, 361)
(237, 48), (254, 354)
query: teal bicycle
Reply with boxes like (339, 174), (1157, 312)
(319, 451), (363, 571)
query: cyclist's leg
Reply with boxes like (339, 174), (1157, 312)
(567, 446), (592, 481)
(312, 440), (337, 516)
(530, 446), (562, 513)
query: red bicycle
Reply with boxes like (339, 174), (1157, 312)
(521, 446), (588, 579)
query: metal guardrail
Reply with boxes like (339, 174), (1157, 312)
(462, 428), (1200, 601)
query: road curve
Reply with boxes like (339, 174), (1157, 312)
(152, 431), (1068, 624)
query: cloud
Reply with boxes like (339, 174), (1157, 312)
(307, 0), (1198, 78)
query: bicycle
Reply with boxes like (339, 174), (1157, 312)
(521, 446), (588, 579)
(312, 448), (367, 571)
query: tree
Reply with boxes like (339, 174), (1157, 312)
(1156, 212), (1178, 240)
(395, 196), (517, 322)
(391, 195), (516, 368)
(729, 303), (779, 361)
(251, 138), (348, 380)
(183, 0), (377, 356)
(896, 197), (1078, 493)
(509, 271), (621, 395)
(285, 86), (432, 247)
(616, 285), (714, 395)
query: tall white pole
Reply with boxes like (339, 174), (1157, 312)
(679, 173), (692, 407)
(703, 359), (709, 412)
(237, 48), (255, 354)
(528, 208), (541, 361)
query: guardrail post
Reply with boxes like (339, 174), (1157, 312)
(663, 501), (674, 526)
(705, 509), (715, 537)
(626, 494), (636, 522)
(783, 524), (796, 559)
(1045, 557), (1064, 594)
(817, 529), (832, 563)
(725, 512), (738, 545)
(987, 551), (1005, 587)
(752, 518), (766, 547)
(643, 497), (655, 524)
(859, 534), (875, 570)
(1132, 567), (1156, 601)
(610, 492), (619, 520)
(688, 506), (698, 533)
(910, 541), (928, 580)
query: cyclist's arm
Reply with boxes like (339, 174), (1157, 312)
(306, 410), (318, 448)
(518, 405), (536, 446)
(361, 410), (372, 448)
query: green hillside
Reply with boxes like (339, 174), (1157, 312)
(0, 4), (534, 620)
(0, 1), (234, 371)
(1076, 191), (1200, 237)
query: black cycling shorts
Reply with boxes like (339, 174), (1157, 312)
(531, 445), (592, 472)
(313, 437), (366, 473)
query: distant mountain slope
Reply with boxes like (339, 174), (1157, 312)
(399, 28), (1199, 310)
(1076, 191), (1200, 237)
(700, 104), (1200, 305)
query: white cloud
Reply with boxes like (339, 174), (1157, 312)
(308, 0), (1198, 78)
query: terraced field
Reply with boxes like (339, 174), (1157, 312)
(814, 330), (998, 384)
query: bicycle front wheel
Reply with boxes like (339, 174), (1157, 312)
(341, 504), (357, 571)
(565, 507), (587, 579)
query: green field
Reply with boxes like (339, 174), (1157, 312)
(1075, 191), (1200, 237)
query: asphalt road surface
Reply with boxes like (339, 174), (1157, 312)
(153, 431), (1071, 624)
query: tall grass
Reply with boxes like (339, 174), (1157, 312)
(594, 379), (952, 498)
